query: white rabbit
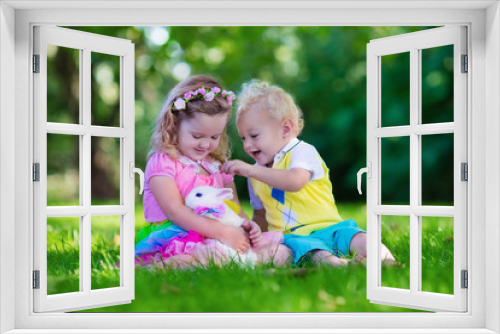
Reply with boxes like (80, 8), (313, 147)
(185, 186), (257, 266)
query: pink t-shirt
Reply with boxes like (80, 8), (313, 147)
(143, 152), (234, 223)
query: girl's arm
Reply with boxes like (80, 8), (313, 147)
(223, 160), (311, 192)
(150, 176), (250, 253)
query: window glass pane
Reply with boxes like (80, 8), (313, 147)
(381, 215), (410, 290)
(91, 137), (121, 205)
(381, 52), (410, 127)
(47, 216), (80, 295)
(91, 52), (121, 127)
(381, 136), (410, 205)
(47, 133), (79, 206)
(421, 134), (454, 206)
(421, 45), (454, 124)
(91, 216), (121, 290)
(421, 216), (454, 295)
(47, 45), (80, 124)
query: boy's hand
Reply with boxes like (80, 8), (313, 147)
(218, 224), (250, 254)
(242, 219), (262, 247)
(222, 160), (254, 178)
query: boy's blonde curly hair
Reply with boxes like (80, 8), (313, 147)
(236, 80), (304, 135)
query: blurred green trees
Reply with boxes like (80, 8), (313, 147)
(48, 26), (453, 204)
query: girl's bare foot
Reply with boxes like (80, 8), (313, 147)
(161, 254), (196, 269)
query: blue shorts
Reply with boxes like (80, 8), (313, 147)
(283, 219), (365, 265)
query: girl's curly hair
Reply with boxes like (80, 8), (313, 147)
(149, 75), (232, 163)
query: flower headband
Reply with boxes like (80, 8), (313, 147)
(172, 86), (236, 111)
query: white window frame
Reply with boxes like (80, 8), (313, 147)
(33, 26), (136, 313)
(0, 1), (499, 333)
(366, 26), (468, 312)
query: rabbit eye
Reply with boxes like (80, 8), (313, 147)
(195, 193), (202, 197)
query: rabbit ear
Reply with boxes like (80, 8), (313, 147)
(216, 188), (233, 201)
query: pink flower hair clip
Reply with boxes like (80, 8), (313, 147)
(172, 86), (236, 111)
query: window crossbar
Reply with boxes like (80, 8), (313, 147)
(373, 205), (454, 217)
(47, 122), (130, 138)
(46, 205), (129, 217)
(372, 122), (454, 138)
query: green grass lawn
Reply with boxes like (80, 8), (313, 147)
(45, 201), (454, 313)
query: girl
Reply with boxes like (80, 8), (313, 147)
(223, 80), (396, 267)
(135, 75), (287, 268)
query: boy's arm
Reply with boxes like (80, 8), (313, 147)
(223, 160), (311, 192)
(251, 165), (311, 192)
(252, 209), (268, 232)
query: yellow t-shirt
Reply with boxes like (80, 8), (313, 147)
(249, 140), (343, 236)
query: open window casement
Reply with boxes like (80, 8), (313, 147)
(364, 26), (467, 312)
(33, 26), (137, 312)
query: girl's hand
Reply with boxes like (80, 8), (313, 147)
(242, 219), (263, 247)
(222, 160), (254, 177)
(218, 224), (251, 254)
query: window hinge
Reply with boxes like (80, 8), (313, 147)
(461, 162), (468, 182)
(461, 270), (468, 289)
(33, 54), (40, 73)
(33, 163), (40, 182)
(33, 270), (40, 289)
(461, 54), (468, 73)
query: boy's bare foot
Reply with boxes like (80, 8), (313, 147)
(350, 252), (398, 267)
(381, 244), (397, 266)
(382, 258), (399, 266)
(312, 250), (349, 267)
(351, 255), (367, 267)
(255, 243), (293, 266)
(270, 244), (293, 266)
